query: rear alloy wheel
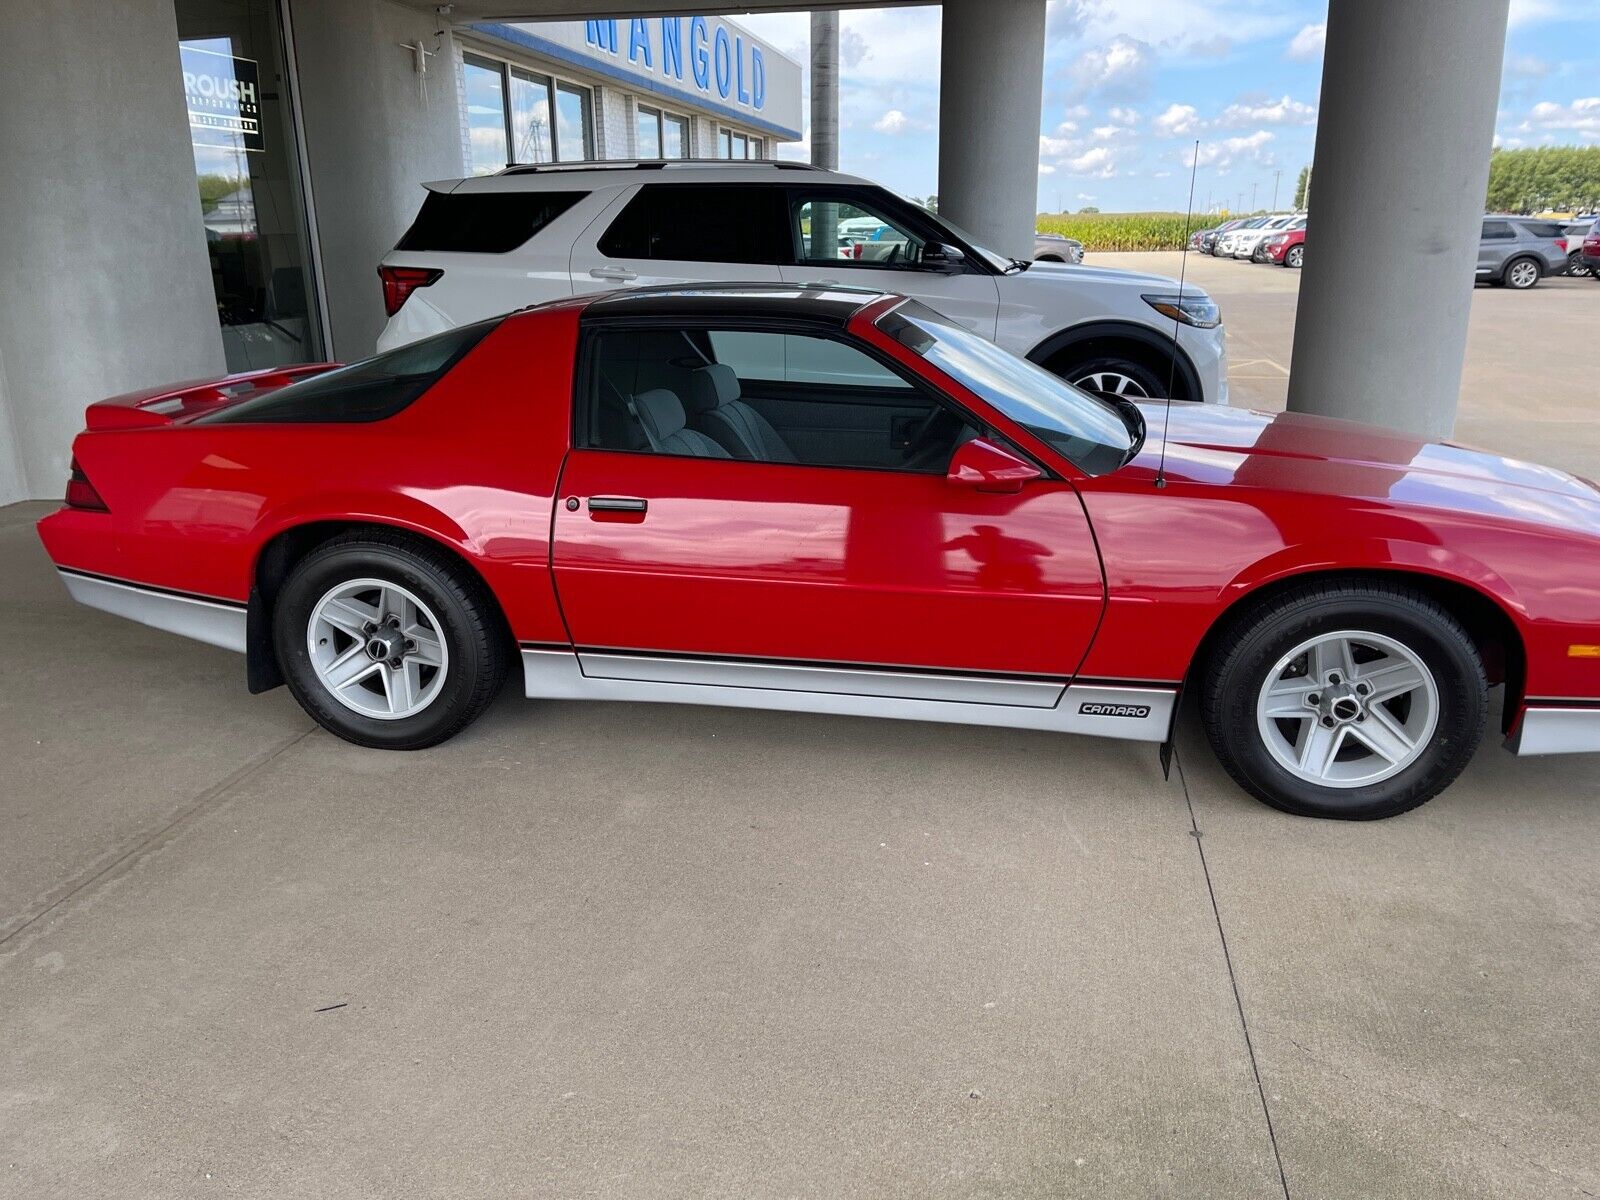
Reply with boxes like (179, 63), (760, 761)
(1063, 355), (1167, 400)
(1284, 244), (1304, 268)
(1567, 252), (1592, 279)
(274, 533), (507, 749)
(1201, 582), (1487, 819)
(1504, 257), (1541, 290)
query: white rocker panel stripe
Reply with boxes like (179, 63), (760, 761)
(58, 569), (247, 653)
(524, 648), (1176, 742)
(1509, 706), (1600, 756)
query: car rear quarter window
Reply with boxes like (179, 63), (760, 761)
(395, 190), (585, 253)
(1481, 220), (1516, 239)
(199, 321), (497, 425)
(1513, 220), (1565, 239)
(598, 184), (791, 264)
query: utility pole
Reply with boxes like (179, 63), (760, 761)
(1272, 168), (1281, 211)
(1251, 181), (1258, 211)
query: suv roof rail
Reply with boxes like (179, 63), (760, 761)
(498, 158), (825, 176)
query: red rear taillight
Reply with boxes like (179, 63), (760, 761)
(852, 243), (864, 259)
(1556, 238), (1568, 253)
(65, 458), (108, 511)
(378, 265), (442, 318)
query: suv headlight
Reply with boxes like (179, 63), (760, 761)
(1142, 293), (1221, 329)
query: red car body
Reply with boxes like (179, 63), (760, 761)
(36, 287), (1600, 762)
(1257, 226), (1306, 265)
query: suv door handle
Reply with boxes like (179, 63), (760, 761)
(587, 496), (648, 513)
(589, 266), (638, 282)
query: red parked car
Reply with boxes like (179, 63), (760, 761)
(1255, 223), (1306, 267)
(1583, 229), (1600, 278)
(36, 285), (1600, 819)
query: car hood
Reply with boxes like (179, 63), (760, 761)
(1127, 401), (1600, 534)
(1021, 260), (1193, 292)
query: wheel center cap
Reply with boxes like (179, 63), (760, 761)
(1331, 696), (1361, 722)
(366, 628), (403, 661)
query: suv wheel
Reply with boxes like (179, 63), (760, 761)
(1060, 355), (1167, 399)
(1504, 257), (1541, 290)
(1567, 251), (1592, 279)
(1201, 581), (1487, 820)
(1284, 244), (1304, 268)
(274, 533), (508, 749)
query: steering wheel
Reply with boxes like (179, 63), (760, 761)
(884, 243), (902, 266)
(901, 405), (953, 470)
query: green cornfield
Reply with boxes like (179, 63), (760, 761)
(1036, 211), (1226, 252)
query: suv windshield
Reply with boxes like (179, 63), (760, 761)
(877, 300), (1135, 475)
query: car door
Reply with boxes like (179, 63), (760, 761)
(776, 188), (1001, 338)
(569, 183), (787, 294)
(551, 320), (1104, 694)
(1478, 219), (1516, 279)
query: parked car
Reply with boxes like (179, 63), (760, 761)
(1198, 219), (1247, 255)
(377, 162), (1226, 403)
(38, 284), (1600, 819)
(1231, 214), (1301, 260)
(1583, 228), (1600, 278)
(1476, 216), (1569, 289)
(1033, 232), (1085, 264)
(1254, 221), (1307, 268)
(1563, 218), (1595, 278)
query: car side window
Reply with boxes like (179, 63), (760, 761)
(597, 184), (790, 264)
(582, 325), (977, 473)
(794, 194), (928, 268)
(1482, 221), (1516, 240)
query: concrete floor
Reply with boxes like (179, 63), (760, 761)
(3, 266), (1600, 1198)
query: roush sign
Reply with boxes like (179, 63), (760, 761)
(181, 43), (264, 153)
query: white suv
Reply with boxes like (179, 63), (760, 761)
(377, 161), (1228, 403)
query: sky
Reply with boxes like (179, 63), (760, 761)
(734, 0), (1600, 215)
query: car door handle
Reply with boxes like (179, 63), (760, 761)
(589, 266), (638, 282)
(586, 496), (648, 513)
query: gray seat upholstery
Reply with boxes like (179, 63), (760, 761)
(631, 388), (729, 458)
(684, 364), (797, 463)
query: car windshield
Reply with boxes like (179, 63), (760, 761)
(877, 300), (1136, 475)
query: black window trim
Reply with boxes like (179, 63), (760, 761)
(571, 314), (1053, 479)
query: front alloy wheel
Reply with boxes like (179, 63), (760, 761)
(1284, 245), (1304, 268)
(1063, 355), (1167, 400)
(1505, 258), (1541, 289)
(1201, 581), (1487, 819)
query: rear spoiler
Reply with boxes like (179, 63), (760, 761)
(85, 364), (340, 431)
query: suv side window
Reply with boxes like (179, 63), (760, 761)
(598, 185), (791, 264)
(794, 193), (929, 268)
(583, 325), (976, 472)
(395, 191), (586, 254)
(1482, 220), (1516, 240)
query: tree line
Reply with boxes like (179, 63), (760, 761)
(1485, 147), (1600, 213)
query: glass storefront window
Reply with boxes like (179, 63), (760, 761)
(464, 56), (510, 174)
(510, 69), (554, 164)
(636, 105), (662, 158)
(177, 0), (324, 373)
(663, 113), (688, 158)
(718, 128), (760, 160)
(555, 83), (593, 161)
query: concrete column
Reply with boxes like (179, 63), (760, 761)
(809, 11), (839, 171)
(0, 0), (222, 502)
(1287, 0), (1509, 438)
(937, 0), (1046, 260)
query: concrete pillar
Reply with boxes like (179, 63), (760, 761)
(809, 11), (839, 171)
(937, 0), (1046, 260)
(1287, 0), (1509, 438)
(0, 0), (222, 503)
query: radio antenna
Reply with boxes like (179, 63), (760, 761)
(1155, 139), (1200, 489)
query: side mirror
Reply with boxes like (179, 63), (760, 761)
(922, 241), (965, 273)
(946, 437), (1042, 494)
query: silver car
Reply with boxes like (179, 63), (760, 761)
(1476, 216), (1569, 289)
(1033, 232), (1085, 264)
(1563, 218), (1595, 278)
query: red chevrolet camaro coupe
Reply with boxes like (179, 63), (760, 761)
(37, 285), (1600, 819)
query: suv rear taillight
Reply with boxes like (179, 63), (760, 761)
(1556, 238), (1567, 253)
(378, 266), (442, 318)
(65, 458), (108, 511)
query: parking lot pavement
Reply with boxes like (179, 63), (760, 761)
(3, 264), (1600, 1197)
(1105, 251), (1600, 481)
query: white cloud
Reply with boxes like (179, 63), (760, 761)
(1518, 97), (1600, 139)
(1107, 106), (1140, 126)
(873, 109), (910, 134)
(1505, 54), (1550, 80)
(1220, 94), (1317, 127)
(1286, 23), (1325, 61)
(1153, 103), (1202, 136)
(1076, 192), (1097, 201)
(1065, 146), (1118, 177)
(1037, 163), (1057, 176)
(1067, 36), (1154, 100)
(1188, 130), (1276, 169)
(1187, 34), (1232, 59)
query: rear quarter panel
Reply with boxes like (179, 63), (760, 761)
(39, 310), (578, 645)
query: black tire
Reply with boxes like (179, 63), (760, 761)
(1057, 354), (1169, 400)
(1035, 253), (1064, 263)
(1567, 252), (1592, 279)
(273, 532), (508, 749)
(1502, 256), (1542, 290)
(1284, 244), (1304, 268)
(1200, 581), (1487, 820)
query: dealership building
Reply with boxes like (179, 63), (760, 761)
(0, 2), (799, 506)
